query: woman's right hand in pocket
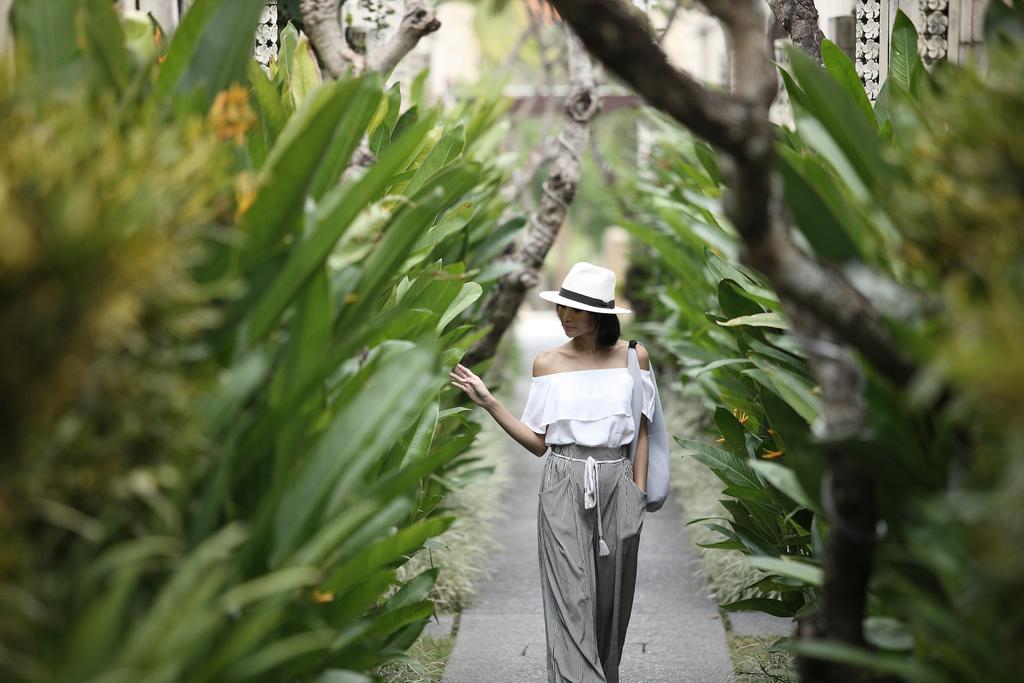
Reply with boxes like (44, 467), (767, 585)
(449, 363), (494, 409)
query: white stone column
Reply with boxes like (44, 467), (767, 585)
(137, 0), (179, 32)
(427, 2), (480, 105)
(0, 0), (12, 59)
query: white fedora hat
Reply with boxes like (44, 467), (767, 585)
(538, 261), (632, 315)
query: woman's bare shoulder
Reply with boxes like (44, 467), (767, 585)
(532, 346), (566, 377)
(634, 341), (651, 370)
(532, 344), (581, 376)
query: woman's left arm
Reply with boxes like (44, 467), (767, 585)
(633, 343), (652, 491)
(634, 416), (649, 491)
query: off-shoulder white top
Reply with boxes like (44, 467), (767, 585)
(520, 367), (657, 447)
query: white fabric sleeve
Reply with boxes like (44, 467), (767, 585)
(520, 378), (548, 434)
(641, 371), (657, 421)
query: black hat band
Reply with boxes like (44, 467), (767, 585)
(558, 287), (615, 309)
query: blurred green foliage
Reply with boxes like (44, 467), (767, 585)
(1, 1), (517, 681)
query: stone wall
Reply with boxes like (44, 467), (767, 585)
(857, 0), (990, 100)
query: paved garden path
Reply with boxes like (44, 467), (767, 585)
(443, 311), (734, 682)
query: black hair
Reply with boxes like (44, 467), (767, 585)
(594, 313), (621, 348)
(556, 303), (620, 348)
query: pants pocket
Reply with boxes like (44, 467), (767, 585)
(620, 463), (648, 527)
(538, 458), (572, 496)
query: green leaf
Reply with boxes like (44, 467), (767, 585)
(780, 638), (931, 679)
(322, 516), (455, 595)
(745, 360), (821, 424)
(248, 59), (289, 144)
(78, 0), (131, 95)
(717, 279), (765, 319)
(177, 0), (266, 102)
(821, 39), (874, 123)
(196, 350), (271, 434)
(11, 0), (84, 85)
(985, 0), (1024, 44)
(370, 82), (402, 155)
(873, 77), (894, 129)
(721, 485), (774, 504)
(223, 630), (333, 681)
(778, 66), (809, 111)
(864, 616), (914, 651)
(718, 313), (789, 330)
(677, 438), (764, 490)
(437, 282), (483, 333)
(336, 162), (481, 332)
(271, 344), (440, 562)
(310, 99), (390, 201)
(384, 568), (440, 610)
(787, 46), (883, 189)
(268, 263), (333, 468)
(693, 141), (723, 185)
(400, 399), (439, 469)
(714, 406), (747, 457)
(720, 597), (796, 618)
(750, 460), (819, 514)
(221, 567), (322, 613)
(688, 358), (754, 377)
(118, 524), (248, 663)
(241, 76), (378, 271)
(285, 34), (323, 108)
(747, 555), (823, 586)
(404, 124), (466, 197)
(777, 147), (863, 263)
(889, 10), (921, 93)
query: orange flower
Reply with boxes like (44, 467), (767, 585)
(731, 407), (749, 425)
(312, 590), (335, 604)
(209, 85), (257, 145)
(761, 449), (785, 459)
(715, 436), (726, 444)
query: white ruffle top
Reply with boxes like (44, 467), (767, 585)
(520, 368), (657, 447)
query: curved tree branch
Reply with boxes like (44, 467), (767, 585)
(462, 31), (601, 368)
(299, 0), (365, 77)
(365, 0), (441, 74)
(767, 0), (825, 62)
(301, 0), (439, 78)
(543, 0), (755, 158)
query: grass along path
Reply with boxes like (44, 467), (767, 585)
(659, 382), (796, 682)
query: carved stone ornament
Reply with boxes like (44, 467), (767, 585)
(254, 1), (279, 73)
(920, 0), (951, 65)
(855, 0), (883, 100)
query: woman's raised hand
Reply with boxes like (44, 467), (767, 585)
(449, 363), (494, 409)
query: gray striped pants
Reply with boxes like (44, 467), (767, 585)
(537, 442), (647, 683)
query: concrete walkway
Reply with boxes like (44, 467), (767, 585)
(443, 311), (734, 682)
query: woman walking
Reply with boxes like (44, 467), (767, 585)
(450, 261), (670, 683)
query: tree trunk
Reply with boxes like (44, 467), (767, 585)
(300, 0), (439, 78)
(767, 0), (825, 61)
(461, 31), (600, 368)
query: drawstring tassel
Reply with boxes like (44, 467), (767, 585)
(585, 456), (612, 557)
(553, 452), (619, 559)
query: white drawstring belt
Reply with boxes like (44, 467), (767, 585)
(550, 452), (625, 557)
